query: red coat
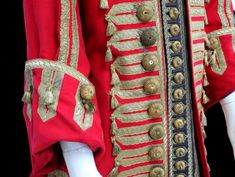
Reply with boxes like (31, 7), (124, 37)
(22, 0), (235, 176)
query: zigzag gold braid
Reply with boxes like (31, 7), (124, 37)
(111, 86), (160, 99)
(192, 51), (205, 63)
(114, 52), (156, 65)
(112, 111), (153, 123)
(115, 134), (154, 145)
(116, 122), (158, 136)
(191, 21), (205, 31)
(115, 64), (153, 75)
(206, 27), (234, 36)
(189, 0), (204, 6)
(117, 165), (158, 177)
(191, 31), (205, 40)
(107, 1), (153, 16)
(120, 76), (156, 89)
(190, 7), (205, 16)
(115, 145), (164, 167)
(192, 43), (205, 52)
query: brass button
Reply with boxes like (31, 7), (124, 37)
(149, 167), (165, 177)
(173, 72), (184, 84)
(80, 84), (95, 100)
(206, 37), (219, 50)
(175, 161), (186, 170)
(173, 103), (185, 114)
(149, 146), (164, 160)
(172, 41), (182, 52)
(170, 24), (180, 36)
(141, 54), (158, 71)
(176, 175), (185, 177)
(169, 8), (180, 20)
(175, 147), (186, 157)
(173, 118), (185, 129)
(144, 78), (160, 94)
(174, 133), (185, 144)
(173, 88), (184, 100)
(172, 57), (183, 68)
(149, 125), (164, 140)
(140, 29), (158, 47)
(148, 103), (164, 117)
(137, 4), (154, 22)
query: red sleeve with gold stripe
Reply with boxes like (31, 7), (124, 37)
(22, 0), (104, 176)
(204, 0), (235, 109)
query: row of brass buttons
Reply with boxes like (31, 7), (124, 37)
(137, 3), (165, 177)
(168, 4), (187, 175)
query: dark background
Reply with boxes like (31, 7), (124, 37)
(3, 1), (235, 177)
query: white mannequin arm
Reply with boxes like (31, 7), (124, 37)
(220, 91), (235, 159)
(60, 141), (102, 177)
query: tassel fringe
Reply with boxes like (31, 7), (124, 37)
(202, 90), (210, 104)
(105, 45), (113, 62)
(22, 90), (32, 103)
(110, 64), (120, 86)
(111, 121), (118, 135)
(44, 88), (54, 105)
(99, 0), (109, 9)
(106, 15), (117, 36)
(203, 70), (209, 86)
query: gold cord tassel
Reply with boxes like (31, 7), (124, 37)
(209, 50), (216, 66)
(99, 0), (109, 9)
(108, 166), (118, 177)
(110, 87), (120, 108)
(203, 70), (209, 86)
(112, 141), (121, 156)
(110, 64), (120, 86)
(22, 90), (32, 103)
(105, 15), (117, 36)
(44, 87), (54, 105)
(83, 99), (95, 113)
(202, 90), (210, 104)
(105, 44), (113, 62)
(204, 50), (209, 66)
(111, 121), (118, 135)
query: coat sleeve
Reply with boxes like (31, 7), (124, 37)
(22, 0), (104, 176)
(204, 0), (235, 109)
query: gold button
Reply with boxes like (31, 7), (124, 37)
(175, 161), (186, 170)
(149, 146), (164, 160)
(173, 88), (184, 100)
(169, 8), (180, 20)
(137, 4), (154, 22)
(172, 57), (183, 68)
(173, 72), (184, 84)
(176, 175), (185, 177)
(148, 103), (164, 117)
(170, 24), (180, 36)
(206, 37), (219, 50)
(149, 167), (165, 177)
(80, 84), (95, 100)
(172, 41), (182, 52)
(174, 133), (185, 144)
(175, 147), (186, 157)
(173, 103), (185, 114)
(140, 29), (158, 47)
(149, 125), (164, 140)
(173, 118), (185, 129)
(141, 54), (158, 71)
(144, 79), (160, 94)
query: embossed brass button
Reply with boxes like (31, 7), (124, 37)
(175, 161), (186, 170)
(169, 8), (180, 20)
(176, 175), (185, 177)
(174, 133), (185, 144)
(140, 29), (158, 47)
(172, 41), (182, 52)
(149, 167), (165, 177)
(173, 88), (184, 100)
(149, 146), (164, 160)
(144, 79), (160, 94)
(148, 103), (164, 117)
(206, 37), (219, 50)
(149, 125), (164, 140)
(141, 54), (158, 71)
(175, 147), (186, 157)
(173, 118), (185, 129)
(80, 84), (95, 100)
(173, 103), (185, 114)
(172, 57), (183, 68)
(173, 72), (184, 84)
(170, 24), (180, 36)
(137, 4), (154, 22)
